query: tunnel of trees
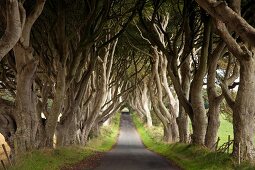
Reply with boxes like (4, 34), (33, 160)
(0, 0), (255, 162)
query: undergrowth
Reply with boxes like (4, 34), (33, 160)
(132, 113), (255, 170)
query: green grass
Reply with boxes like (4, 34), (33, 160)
(218, 115), (233, 146)
(188, 114), (233, 146)
(132, 113), (255, 170)
(218, 115), (255, 146)
(9, 113), (120, 170)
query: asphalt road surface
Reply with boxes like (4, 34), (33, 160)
(93, 113), (180, 170)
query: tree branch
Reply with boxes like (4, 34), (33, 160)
(195, 0), (255, 48)
(0, 0), (23, 61)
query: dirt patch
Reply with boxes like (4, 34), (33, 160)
(61, 152), (104, 170)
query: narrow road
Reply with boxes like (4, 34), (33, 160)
(93, 113), (180, 170)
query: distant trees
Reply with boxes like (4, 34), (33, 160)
(128, 78), (153, 128)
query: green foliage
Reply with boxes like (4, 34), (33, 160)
(132, 113), (255, 170)
(10, 113), (120, 170)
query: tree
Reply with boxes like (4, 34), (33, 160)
(195, 0), (255, 160)
(0, 0), (25, 61)
(149, 46), (179, 142)
(11, 0), (46, 155)
(0, 0), (140, 156)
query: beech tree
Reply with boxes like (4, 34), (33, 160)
(1, 0), (255, 163)
(128, 79), (153, 128)
(6, 0), (46, 155)
(194, 0), (255, 160)
(137, 0), (241, 149)
(0, 0), (140, 157)
(149, 47), (179, 142)
(137, 0), (198, 144)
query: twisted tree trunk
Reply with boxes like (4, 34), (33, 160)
(14, 43), (45, 153)
(149, 47), (179, 143)
(45, 65), (66, 147)
(190, 18), (211, 145)
(205, 41), (225, 149)
(141, 82), (153, 127)
(12, 0), (46, 154)
(206, 1), (255, 159)
(177, 58), (190, 143)
(0, 0), (24, 61)
(232, 59), (255, 159)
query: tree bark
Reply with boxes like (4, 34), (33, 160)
(190, 17), (211, 145)
(13, 43), (44, 153)
(139, 81), (153, 127)
(0, 0), (24, 61)
(56, 117), (74, 146)
(232, 59), (255, 160)
(205, 1), (255, 159)
(12, 0), (46, 154)
(205, 41), (225, 149)
(89, 122), (100, 138)
(45, 65), (66, 147)
(194, 0), (255, 47)
(149, 48), (179, 143)
(177, 57), (190, 143)
(163, 123), (172, 143)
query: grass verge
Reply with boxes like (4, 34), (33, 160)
(9, 113), (120, 170)
(132, 113), (255, 170)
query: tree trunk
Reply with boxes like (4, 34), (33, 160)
(56, 107), (78, 146)
(141, 84), (153, 127)
(45, 65), (66, 147)
(177, 57), (190, 143)
(10, 0), (46, 155)
(13, 44), (45, 154)
(0, 0), (24, 61)
(190, 17), (211, 145)
(149, 47), (179, 143)
(232, 59), (255, 160)
(177, 106), (189, 143)
(56, 116), (75, 146)
(190, 92), (207, 145)
(205, 41), (225, 149)
(65, 118), (80, 145)
(80, 122), (94, 145)
(145, 110), (153, 127)
(163, 122), (178, 143)
(170, 119), (179, 142)
(103, 117), (111, 126)
(163, 124), (172, 143)
(205, 102), (221, 149)
(89, 122), (100, 138)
